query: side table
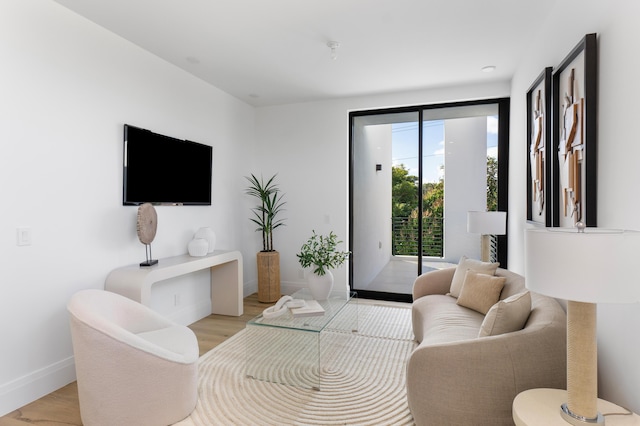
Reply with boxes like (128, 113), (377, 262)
(513, 388), (639, 426)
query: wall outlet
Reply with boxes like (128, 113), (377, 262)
(174, 294), (180, 306)
(16, 227), (32, 246)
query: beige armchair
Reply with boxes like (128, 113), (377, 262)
(67, 289), (199, 426)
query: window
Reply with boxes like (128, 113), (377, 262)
(349, 98), (509, 302)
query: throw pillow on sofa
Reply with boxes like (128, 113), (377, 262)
(449, 255), (500, 298)
(456, 270), (506, 314)
(479, 291), (532, 337)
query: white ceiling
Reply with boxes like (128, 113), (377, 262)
(53, 0), (558, 107)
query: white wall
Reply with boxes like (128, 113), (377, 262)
(0, 1), (255, 415)
(352, 124), (393, 288)
(254, 82), (510, 294)
(508, 0), (640, 412)
(443, 117), (488, 262)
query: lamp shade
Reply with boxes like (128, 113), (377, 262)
(467, 211), (507, 235)
(525, 227), (640, 303)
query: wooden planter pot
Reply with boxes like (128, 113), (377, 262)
(257, 251), (281, 303)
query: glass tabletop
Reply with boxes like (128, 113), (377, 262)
(247, 288), (356, 333)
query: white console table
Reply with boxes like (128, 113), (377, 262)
(105, 250), (243, 316)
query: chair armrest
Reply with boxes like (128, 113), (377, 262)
(68, 290), (198, 364)
(412, 267), (455, 301)
(406, 323), (566, 425)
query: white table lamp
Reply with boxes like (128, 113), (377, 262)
(524, 224), (640, 425)
(467, 211), (507, 262)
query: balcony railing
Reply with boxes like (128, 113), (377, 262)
(392, 216), (443, 257)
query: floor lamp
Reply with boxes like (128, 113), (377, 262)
(525, 224), (640, 425)
(467, 211), (507, 262)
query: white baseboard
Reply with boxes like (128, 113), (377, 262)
(281, 281), (305, 295)
(244, 280), (306, 298)
(244, 281), (257, 298)
(281, 281), (350, 297)
(0, 356), (76, 417)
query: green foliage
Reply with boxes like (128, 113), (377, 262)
(297, 231), (350, 276)
(392, 165), (418, 217)
(486, 156), (498, 211)
(391, 164), (445, 256)
(391, 156), (497, 256)
(422, 180), (443, 218)
(245, 173), (286, 252)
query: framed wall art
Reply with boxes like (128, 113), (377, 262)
(552, 33), (598, 228)
(526, 67), (552, 225)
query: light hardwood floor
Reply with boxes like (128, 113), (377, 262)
(0, 294), (266, 426)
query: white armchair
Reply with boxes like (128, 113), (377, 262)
(67, 289), (199, 426)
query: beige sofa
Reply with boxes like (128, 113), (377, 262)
(406, 265), (567, 426)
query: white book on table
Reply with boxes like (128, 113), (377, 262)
(291, 300), (325, 317)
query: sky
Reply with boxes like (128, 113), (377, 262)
(391, 116), (498, 183)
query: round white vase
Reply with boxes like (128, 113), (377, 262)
(194, 227), (216, 253)
(188, 238), (209, 257)
(307, 270), (334, 300)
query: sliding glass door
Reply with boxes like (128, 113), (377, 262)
(351, 112), (420, 300)
(349, 99), (509, 302)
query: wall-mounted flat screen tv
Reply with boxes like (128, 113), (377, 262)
(123, 124), (212, 206)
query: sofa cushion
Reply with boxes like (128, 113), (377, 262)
(413, 294), (484, 345)
(479, 291), (532, 337)
(137, 326), (200, 360)
(456, 270), (506, 314)
(449, 256), (499, 298)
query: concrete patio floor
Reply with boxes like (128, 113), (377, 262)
(354, 257), (456, 295)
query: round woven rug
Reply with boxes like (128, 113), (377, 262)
(175, 304), (416, 425)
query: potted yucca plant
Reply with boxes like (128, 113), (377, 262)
(245, 173), (286, 302)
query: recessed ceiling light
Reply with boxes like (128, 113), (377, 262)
(481, 65), (496, 73)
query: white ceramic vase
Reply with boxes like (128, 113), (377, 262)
(194, 227), (216, 253)
(307, 269), (334, 300)
(188, 238), (209, 257)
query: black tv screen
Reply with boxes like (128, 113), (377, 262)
(123, 124), (212, 206)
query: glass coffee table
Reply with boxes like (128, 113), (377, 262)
(245, 288), (357, 390)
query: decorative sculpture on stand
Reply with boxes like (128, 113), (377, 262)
(137, 203), (158, 266)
